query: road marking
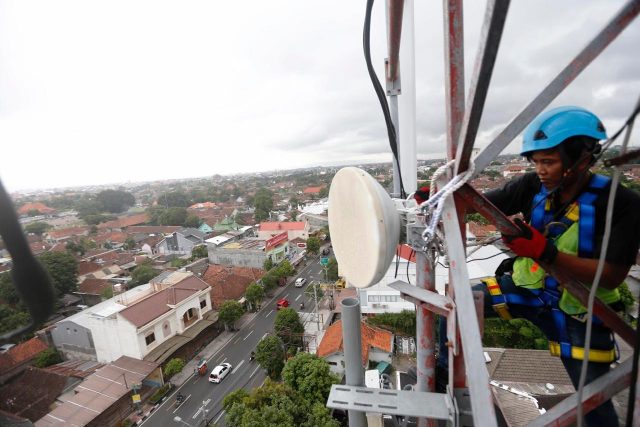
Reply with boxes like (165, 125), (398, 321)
(261, 333), (268, 340)
(172, 393), (191, 414)
(250, 366), (260, 377)
(214, 410), (225, 424)
(295, 295), (301, 301)
(243, 330), (253, 341)
(221, 357), (227, 364)
(233, 360), (245, 373)
(192, 399), (211, 420)
(266, 310), (274, 317)
(284, 293), (289, 298)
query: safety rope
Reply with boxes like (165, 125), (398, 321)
(418, 160), (476, 244)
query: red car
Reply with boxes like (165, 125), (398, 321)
(276, 298), (289, 310)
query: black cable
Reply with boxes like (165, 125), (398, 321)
(466, 250), (511, 263)
(363, 0), (406, 198)
(394, 246), (400, 279)
(0, 179), (55, 342)
(406, 249), (414, 284)
(597, 100), (640, 160)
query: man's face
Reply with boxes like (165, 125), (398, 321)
(530, 149), (564, 190)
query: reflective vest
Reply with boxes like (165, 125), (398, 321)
(512, 174), (621, 315)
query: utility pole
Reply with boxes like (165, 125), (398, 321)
(313, 282), (320, 330)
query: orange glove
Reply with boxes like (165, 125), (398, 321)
(502, 218), (558, 264)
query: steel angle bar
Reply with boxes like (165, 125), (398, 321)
(528, 356), (633, 427)
(326, 385), (454, 421)
(472, 0), (640, 177)
(454, 0), (510, 175)
(389, 280), (454, 316)
(443, 0), (465, 159)
(455, 183), (636, 345)
(386, 0), (405, 83)
(440, 196), (498, 427)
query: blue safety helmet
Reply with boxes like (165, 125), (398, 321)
(521, 106), (607, 157)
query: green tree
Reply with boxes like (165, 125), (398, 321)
(130, 264), (157, 287)
(263, 257), (274, 271)
(0, 306), (30, 334)
(254, 188), (274, 222)
(123, 237), (136, 250)
(223, 389), (250, 412)
(274, 260), (294, 278)
(96, 189), (135, 213)
(184, 213), (202, 228)
(282, 353), (339, 404)
(101, 286), (113, 299)
(160, 207), (188, 226)
(482, 318), (547, 349)
(38, 251), (78, 296)
(190, 245), (208, 260)
(158, 191), (190, 208)
(0, 273), (21, 306)
(274, 308), (304, 348)
(326, 257), (339, 281)
(163, 358), (185, 378)
(367, 310), (416, 336)
(465, 212), (490, 225)
(304, 281), (324, 300)
(245, 283), (265, 312)
(261, 273), (279, 295)
(34, 348), (62, 368)
(318, 187), (329, 198)
(219, 300), (244, 330)
(66, 240), (86, 256)
(306, 237), (320, 255)
(170, 258), (188, 268)
(255, 335), (285, 379)
(24, 221), (51, 236)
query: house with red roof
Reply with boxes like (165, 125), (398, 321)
(17, 202), (55, 216)
(317, 320), (394, 376)
(303, 186), (324, 195)
(49, 272), (212, 363)
(201, 264), (265, 308)
(0, 337), (49, 384)
(97, 212), (149, 230)
(257, 221), (309, 241)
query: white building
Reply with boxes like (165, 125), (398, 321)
(50, 272), (211, 363)
(358, 240), (509, 315)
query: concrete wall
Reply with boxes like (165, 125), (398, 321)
(208, 249), (265, 269)
(51, 320), (97, 361)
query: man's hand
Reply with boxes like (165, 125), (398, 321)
(502, 218), (558, 264)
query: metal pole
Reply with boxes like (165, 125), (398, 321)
(314, 282), (320, 330)
(415, 250), (436, 427)
(341, 297), (366, 427)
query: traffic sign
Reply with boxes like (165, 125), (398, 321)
(320, 257), (329, 266)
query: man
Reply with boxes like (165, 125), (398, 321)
(478, 106), (640, 425)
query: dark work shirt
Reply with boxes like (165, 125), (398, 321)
(484, 172), (640, 266)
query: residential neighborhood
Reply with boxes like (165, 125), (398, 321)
(0, 155), (638, 426)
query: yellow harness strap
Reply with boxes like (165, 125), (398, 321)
(548, 341), (616, 363)
(482, 277), (512, 320)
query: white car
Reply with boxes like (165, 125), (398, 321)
(294, 277), (307, 288)
(209, 362), (232, 383)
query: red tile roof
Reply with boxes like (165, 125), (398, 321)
(98, 213), (149, 229)
(317, 320), (394, 365)
(78, 261), (103, 276)
(18, 202), (55, 215)
(46, 226), (89, 240)
(303, 186), (324, 194)
(202, 264), (265, 308)
(92, 231), (129, 244)
(127, 225), (181, 234)
(259, 221), (306, 232)
(0, 337), (49, 373)
(78, 278), (111, 295)
(119, 275), (209, 328)
(0, 367), (68, 422)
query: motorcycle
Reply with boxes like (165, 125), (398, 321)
(249, 352), (255, 362)
(175, 393), (185, 408)
(300, 302), (305, 310)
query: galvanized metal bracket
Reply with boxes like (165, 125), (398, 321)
(326, 384), (456, 423)
(388, 280), (454, 317)
(385, 58), (402, 95)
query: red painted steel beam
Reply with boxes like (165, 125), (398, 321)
(387, 0), (404, 83)
(456, 183), (636, 345)
(443, 0), (465, 159)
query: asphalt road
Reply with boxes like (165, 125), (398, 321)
(140, 249), (330, 427)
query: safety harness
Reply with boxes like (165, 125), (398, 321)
(484, 174), (617, 363)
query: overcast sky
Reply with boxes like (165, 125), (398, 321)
(1, 0), (638, 192)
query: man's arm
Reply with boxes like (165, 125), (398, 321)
(549, 252), (630, 290)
